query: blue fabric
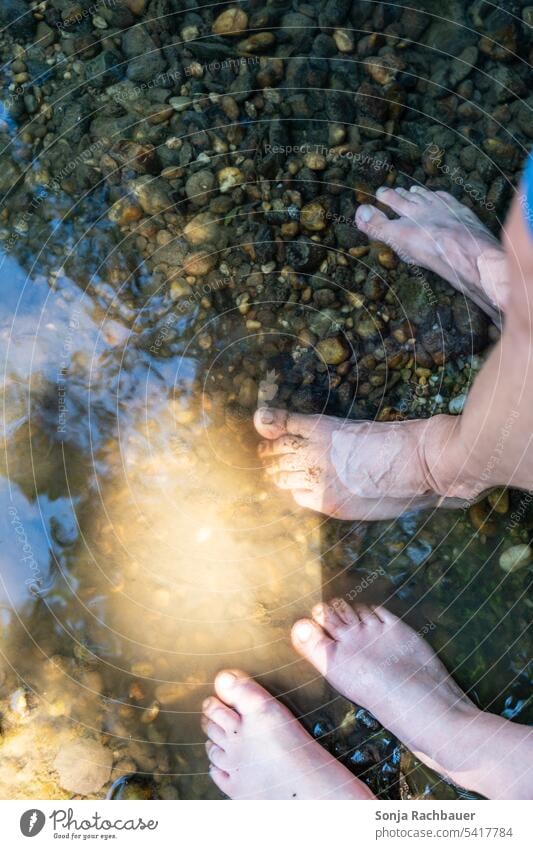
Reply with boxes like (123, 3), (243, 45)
(523, 154), (533, 234)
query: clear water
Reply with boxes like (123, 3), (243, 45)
(0, 0), (531, 800)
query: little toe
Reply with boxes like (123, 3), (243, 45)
(291, 617), (337, 676)
(371, 604), (399, 624)
(311, 601), (346, 637)
(330, 597), (358, 625)
(208, 764), (231, 792)
(265, 454), (306, 475)
(206, 741), (227, 770)
(434, 189), (467, 212)
(214, 669), (276, 715)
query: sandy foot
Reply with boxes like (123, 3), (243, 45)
(254, 407), (461, 520)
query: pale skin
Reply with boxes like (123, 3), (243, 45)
(202, 599), (533, 800)
(255, 183), (533, 519)
(201, 184), (533, 800)
(202, 600), (533, 800)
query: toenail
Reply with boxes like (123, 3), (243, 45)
(217, 671), (236, 690)
(357, 205), (373, 222)
(260, 408), (274, 424)
(202, 698), (212, 711)
(294, 621), (314, 642)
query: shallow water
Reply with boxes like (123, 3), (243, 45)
(0, 0), (531, 800)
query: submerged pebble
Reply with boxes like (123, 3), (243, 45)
(54, 739), (112, 795)
(107, 773), (159, 800)
(499, 544), (532, 574)
(448, 393), (467, 415)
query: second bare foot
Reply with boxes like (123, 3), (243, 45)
(292, 601), (533, 799)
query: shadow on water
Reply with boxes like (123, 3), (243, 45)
(0, 0), (531, 800)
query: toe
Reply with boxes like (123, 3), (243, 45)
(205, 741), (227, 770)
(202, 698), (241, 734)
(409, 185), (433, 200)
(254, 407), (317, 440)
(271, 470), (316, 490)
(265, 454), (306, 474)
(375, 186), (416, 216)
(258, 434), (305, 457)
(291, 618), (337, 676)
(208, 764), (231, 793)
(371, 604), (398, 624)
(352, 603), (377, 623)
(214, 669), (275, 715)
(311, 601), (346, 637)
(201, 717), (227, 747)
(390, 187), (411, 200)
(330, 597), (358, 625)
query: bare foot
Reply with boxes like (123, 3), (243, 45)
(254, 406), (462, 520)
(356, 186), (508, 323)
(292, 601), (533, 799)
(201, 669), (374, 800)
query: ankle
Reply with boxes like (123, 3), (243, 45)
(418, 415), (485, 502)
(477, 246), (509, 312)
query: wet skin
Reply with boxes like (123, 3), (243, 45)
(203, 601), (533, 800)
(255, 185), (533, 520)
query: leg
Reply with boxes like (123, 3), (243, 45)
(201, 669), (375, 800)
(434, 166), (533, 499)
(255, 164), (533, 513)
(292, 600), (533, 800)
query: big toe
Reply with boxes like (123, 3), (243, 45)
(214, 669), (274, 715)
(254, 407), (316, 440)
(253, 407), (290, 439)
(291, 618), (336, 676)
(355, 204), (390, 236)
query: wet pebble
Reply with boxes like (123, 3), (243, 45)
(107, 773), (158, 800)
(54, 739), (112, 795)
(499, 544), (532, 574)
(185, 170), (216, 205)
(212, 8), (249, 35)
(448, 393), (467, 415)
(316, 336), (350, 365)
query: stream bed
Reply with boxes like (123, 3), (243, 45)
(0, 0), (531, 800)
